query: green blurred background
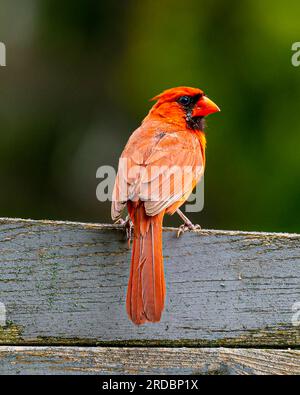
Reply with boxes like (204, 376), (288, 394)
(0, 0), (299, 232)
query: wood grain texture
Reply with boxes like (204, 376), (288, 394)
(0, 346), (299, 375)
(0, 218), (299, 346)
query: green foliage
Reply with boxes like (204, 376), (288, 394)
(0, 0), (299, 232)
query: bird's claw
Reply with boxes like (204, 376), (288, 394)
(177, 222), (201, 238)
(115, 216), (134, 246)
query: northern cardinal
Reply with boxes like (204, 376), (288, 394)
(112, 87), (220, 325)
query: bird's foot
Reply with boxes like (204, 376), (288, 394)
(115, 216), (134, 246)
(176, 208), (201, 237)
(177, 221), (201, 238)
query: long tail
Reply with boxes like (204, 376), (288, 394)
(126, 202), (166, 325)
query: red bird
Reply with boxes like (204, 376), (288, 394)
(112, 87), (220, 325)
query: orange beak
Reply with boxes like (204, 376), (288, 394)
(192, 96), (220, 117)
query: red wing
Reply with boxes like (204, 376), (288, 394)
(111, 126), (204, 219)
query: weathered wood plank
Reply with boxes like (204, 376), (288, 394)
(0, 346), (299, 375)
(0, 218), (299, 346)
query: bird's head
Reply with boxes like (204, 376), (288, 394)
(149, 86), (220, 131)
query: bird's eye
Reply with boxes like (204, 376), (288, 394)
(178, 96), (191, 106)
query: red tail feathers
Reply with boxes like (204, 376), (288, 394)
(126, 203), (166, 325)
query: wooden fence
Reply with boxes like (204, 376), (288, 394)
(0, 218), (299, 374)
